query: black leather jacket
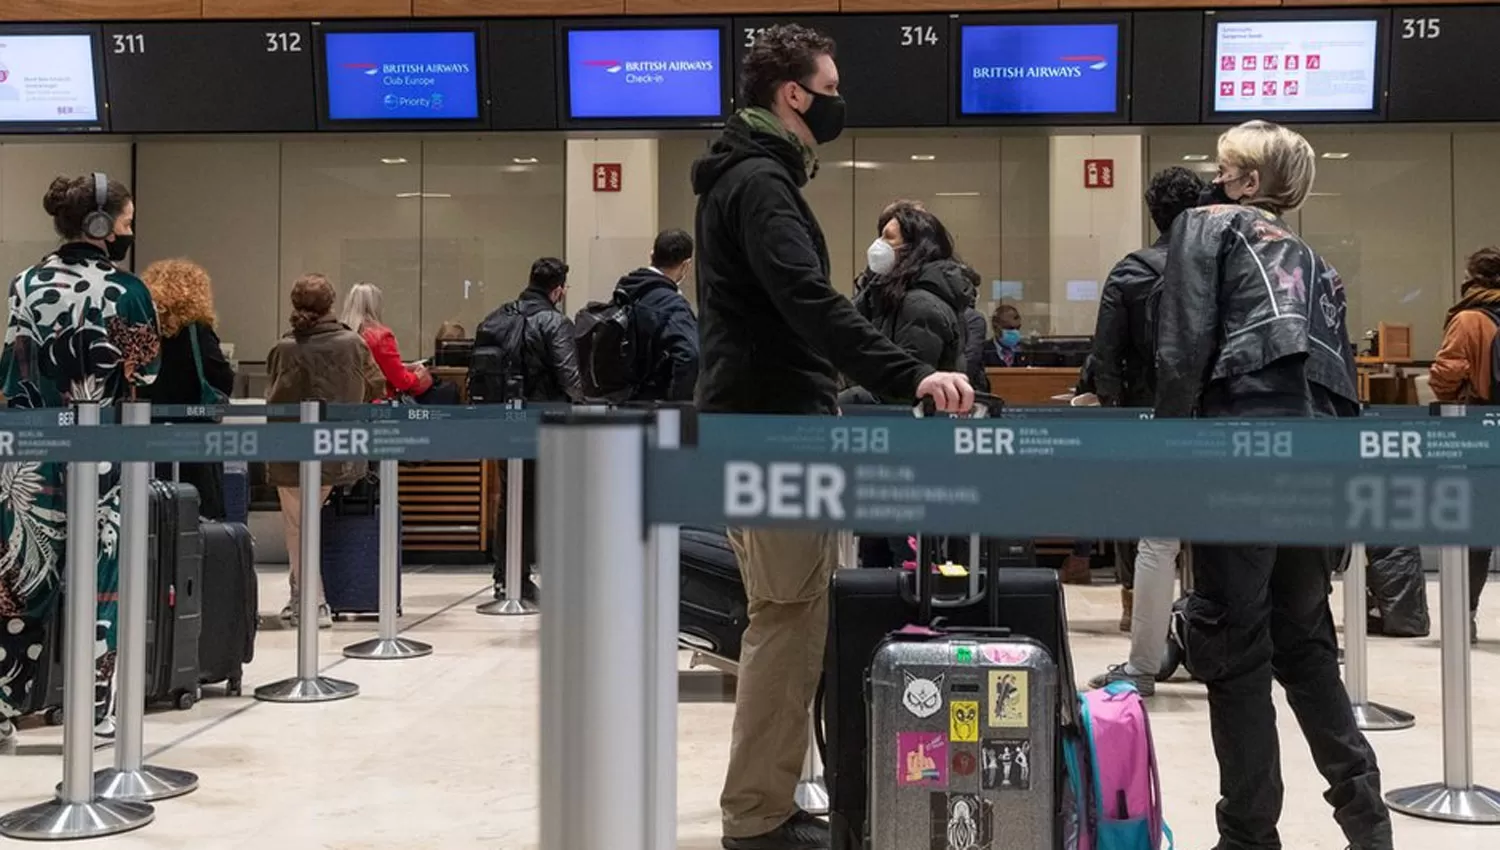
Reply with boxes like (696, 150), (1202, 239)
(1155, 205), (1358, 418)
(514, 289), (583, 403)
(1091, 238), (1166, 407)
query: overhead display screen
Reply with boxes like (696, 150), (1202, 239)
(105, 23), (315, 133)
(1211, 19), (1380, 114)
(0, 32), (102, 128)
(322, 30), (481, 123)
(957, 22), (1124, 120)
(563, 26), (725, 122)
(1389, 8), (1500, 121)
(734, 16), (948, 128)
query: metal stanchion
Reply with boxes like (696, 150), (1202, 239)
(1387, 403), (1500, 823)
(645, 408), (681, 850)
(344, 459), (431, 659)
(0, 403), (155, 840)
(1343, 542), (1415, 731)
(255, 400), (359, 703)
(794, 712), (829, 815)
(92, 402), (199, 800)
(539, 410), (654, 850)
(839, 531), (858, 569)
(478, 456), (538, 616)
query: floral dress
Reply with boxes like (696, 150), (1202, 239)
(0, 243), (159, 721)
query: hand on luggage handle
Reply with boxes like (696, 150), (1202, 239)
(916, 391), (1005, 419)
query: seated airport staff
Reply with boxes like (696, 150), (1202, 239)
(982, 303), (1024, 367)
(1428, 245), (1500, 639)
(142, 257), (237, 521)
(1155, 120), (1393, 850)
(614, 228), (700, 403)
(343, 282), (459, 405)
(266, 273), (385, 629)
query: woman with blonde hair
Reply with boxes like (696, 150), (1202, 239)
(266, 273), (383, 626)
(1155, 120), (1392, 850)
(342, 282), (458, 404)
(142, 258), (236, 519)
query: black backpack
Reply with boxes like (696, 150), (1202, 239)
(574, 287), (654, 399)
(468, 302), (531, 404)
(1479, 308), (1500, 403)
(1137, 249), (1168, 361)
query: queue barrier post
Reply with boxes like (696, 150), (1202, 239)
(255, 400), (359, 703)
(539, 410), (657, 850)
(91, 401), (200, 800)
(646, 408), (681, 848)
(0, 403), (156, 840)
(1387, 403), (1500, 823)
(477, 450), (538, 617)
(1342, 542), (1415, 732)
(343, 458), (431, 660)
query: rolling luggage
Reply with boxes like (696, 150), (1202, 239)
(223, 461), (250, 525)
(826, 541), (1075, 850)
(321, 479), (398, 618)
(678, 526), (746, 662)
(146, 480), (203, 710)
(197, 521), (257, 696)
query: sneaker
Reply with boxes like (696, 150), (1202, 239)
(280, 597), (297, 625)
(723, 811), (829, 850)
(0, 719), (16, 754)
(1087, 664), (1156, 697)
(318, 604), (333, 630)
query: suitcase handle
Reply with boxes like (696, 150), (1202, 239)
(911, 536), (1009, 626)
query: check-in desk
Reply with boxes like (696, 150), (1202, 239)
(985, 367), (1080, 405)
(396, 366), (499, 556)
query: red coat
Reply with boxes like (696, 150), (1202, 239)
(361, 324), (429, 397)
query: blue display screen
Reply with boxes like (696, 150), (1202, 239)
(959, 24), (1121, 116)
(567, 28), (723, 120)
(323, 31), (480, 121)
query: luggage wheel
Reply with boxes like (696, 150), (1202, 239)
(174, 690), (197, 711)
(44, 707), (64, 727)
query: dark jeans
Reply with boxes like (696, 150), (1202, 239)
(1182, 543), (1393, 850)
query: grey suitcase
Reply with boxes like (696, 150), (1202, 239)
(868, 635), (1058, 850)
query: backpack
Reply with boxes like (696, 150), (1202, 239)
(1479, 308), (1500, 403)
(1064, 681), (1172, 850)
(573, 291), (640, 399)
(1135, 250), (1168, 364)
(468, 302), (531, 404)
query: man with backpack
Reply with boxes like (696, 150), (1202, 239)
(575, 229), (699, 402)
(470, 257), (582, 600)
(1086, 166), (1204, 693)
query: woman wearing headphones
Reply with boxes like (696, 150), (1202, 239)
(0, 173), (160, 749)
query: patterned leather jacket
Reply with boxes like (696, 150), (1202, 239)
(1154, 204), (1358, 418)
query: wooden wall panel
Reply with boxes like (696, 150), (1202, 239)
(1, 0), (201, 20)
(202, 0), (411, 18)
(415, 0), (622, 15)
(1062, 0), (1272, 8)
(842, 0), (1057, 12)
(627, 0), (837, 14)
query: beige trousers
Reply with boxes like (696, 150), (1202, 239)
(720, 528), (840, 838)
(278, 486), (332, 602)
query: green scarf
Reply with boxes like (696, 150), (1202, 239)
(738, 106), (818, 180)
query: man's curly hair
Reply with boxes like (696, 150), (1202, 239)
(741, 24), (836, 110)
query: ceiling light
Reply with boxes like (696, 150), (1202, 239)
(395, 192), (453, 199)
(910, 154), (937, 162)
(1321, 152), (1350, 160)
(512, 157), (539, 165)
(1181, 154), (1209, 162)
(935, 192), (980, 198)
(380, 157), (408, 165)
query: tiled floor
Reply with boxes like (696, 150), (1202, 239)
(4, 567), (1499, 849)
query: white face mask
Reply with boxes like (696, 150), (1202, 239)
(867, 239), (897, 276)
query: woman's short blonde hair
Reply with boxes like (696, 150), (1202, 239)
(141, 258), (216, 338)
(1216, 120), (1317, 214)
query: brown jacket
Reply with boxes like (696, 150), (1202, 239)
(265, 317), (385, 487)
(1430, 310), (1497, 403)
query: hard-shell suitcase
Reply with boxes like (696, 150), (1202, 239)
(198, 520), (257, 696)
(146, 480), (203, 711)
(321, 479), (398, 618)
(678, 526), (747, 663)
(868, 633), (1058, 850)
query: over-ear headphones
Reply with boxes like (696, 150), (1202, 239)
(82, 172), (113, 241)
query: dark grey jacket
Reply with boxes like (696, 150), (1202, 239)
(1091, 238), (1167, 408)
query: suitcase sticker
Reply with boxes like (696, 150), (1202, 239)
(987, 669), (1028, 729)
(897, 732), (948, 787)
(929, 792), (994, 850)
(981, 740), (1031, 791)
(902, 671), (946, 718)
(949, 700), (980, 742)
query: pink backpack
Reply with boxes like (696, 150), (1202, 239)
(1065, 680), (1172, 850)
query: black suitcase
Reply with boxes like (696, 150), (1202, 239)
(198, 521), (257, 696)
(678, 526), (746, 663)
(321, 480), (397, 618)
(824, 541), (1076, 850)
(146, 480), (203, 711)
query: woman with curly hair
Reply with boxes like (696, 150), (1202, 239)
(141, 258), (236, 520)
(0, 174), (160, 749)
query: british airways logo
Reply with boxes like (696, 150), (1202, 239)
(972, 54), (1109, 80)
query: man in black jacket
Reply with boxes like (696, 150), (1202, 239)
(616, 229), (699, 402)
(692, 24), (972, 850)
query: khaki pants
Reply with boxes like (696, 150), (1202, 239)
(721, 528), (840, 838)
(278, 486), (332, 602)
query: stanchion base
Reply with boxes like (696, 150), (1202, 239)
(795, 777), (829, 816)
(0, 798), (154, 840)
(253, 676), (359, 703)
(87, 765), (199, 802)
(1351, 702), (1416, 732)
(476, 597), (538, 616)
(342, 637), (433, 660)
(1387, 783), (1500, 824)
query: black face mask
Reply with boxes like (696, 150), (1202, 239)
(797, 85), (846, 145)
(106, 234), (134, 263)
